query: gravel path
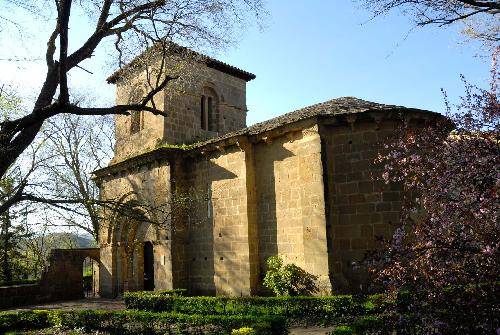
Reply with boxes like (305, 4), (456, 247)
(2, 298), (125, 312)
(289, 326), (336, 334)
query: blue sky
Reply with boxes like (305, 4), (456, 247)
(0, 0), (492, 126)
(215, 1), (491, 125)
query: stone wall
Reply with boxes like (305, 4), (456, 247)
(0, 248), (100, 309)
(163, 63), (248, 145)
(96, 100), (437, 297)
(174, 144), (258, 296)
(167, 125), (333, 296)
(40, 249), (100, 301)
(112, 60), (248, 163)
(97, 124), (336, 297)
(114, 75), (166, 161)
(254, 125), (331, 294)
(320, 119), (402, 292)
(0, 284), (40, 309)
(98, 160), (172, 297)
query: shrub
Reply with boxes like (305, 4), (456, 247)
(330, 325), (355, 335)
(0, 279), (38, 287)
(394, 283), (500, 334)
(0, 310), (50, 333)
(139, 288), (188, 297)
(124, 293), (373, 326)
(352, 315), (390, 333)
(327, 315), (394, 335)
(373, 54), (500, 335)
(231, 327), (256, 335)
(362, 294), (395, 314)
(0, 310), (287, 335)
(263, 256), (318, 296)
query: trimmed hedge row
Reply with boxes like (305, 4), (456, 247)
(0, 309), (287, 335)
(0, 310), (50, 331)
(124, 293), (385, 326)
(140, 288), (188, 296)
(329, 315), (394, 335)
(0, 279), (38, 287)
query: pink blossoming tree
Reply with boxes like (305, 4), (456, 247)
(373, 48), (499, 333)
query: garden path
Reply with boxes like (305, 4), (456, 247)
(289, 326), (336, 334)
(2, 298), (125, 312)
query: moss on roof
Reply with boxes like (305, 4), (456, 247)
(189, 96), (438, 149)
(93, 97), (442, 179)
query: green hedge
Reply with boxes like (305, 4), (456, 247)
(0, 279), (38, 287)
(351, 315), (393, 334)
(328, 315), (394, 335)
(0, 310), (50, 332)
(124, 293), (378, 326)
(137, 288), (188, 296)
(0, 310), (287, 335)
(329, 325), (355, 335)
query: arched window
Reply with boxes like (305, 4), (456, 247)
(200, 87), (219, 132)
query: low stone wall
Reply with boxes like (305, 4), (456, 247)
(0, 284), (41, 309)
(0, 248), (100, 310)
(39, 248), (100, 302)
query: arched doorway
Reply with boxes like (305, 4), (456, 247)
(109, 199), (161, 295)
(143, 241), (154, 291)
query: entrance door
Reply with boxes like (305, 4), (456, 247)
(143, 241), (154, 291)
(82, 257), (97, 297)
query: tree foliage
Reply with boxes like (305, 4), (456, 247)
(0, 178), (33, 282)
(372, 48), (499, 333)
(0, 89), (39, 282)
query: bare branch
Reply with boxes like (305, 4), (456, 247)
(57, 0), (72, 104)
(360, 0), (500, 46)
(45, 21), (60, 68)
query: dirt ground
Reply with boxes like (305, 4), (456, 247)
(3, 298), (125, 312)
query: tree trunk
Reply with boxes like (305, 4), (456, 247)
(0, 209), (12, 282)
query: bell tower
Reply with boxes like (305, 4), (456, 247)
(108, 47), (255, 162)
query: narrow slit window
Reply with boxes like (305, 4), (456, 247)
(201, 95), (207, 130)
(130, 111), (141, 134)
(129, 86), (144, 134)
(207, 97), (213, 131)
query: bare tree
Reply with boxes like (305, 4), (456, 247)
(32, 98), (207, 240)
(0, 0), (264, 215)
(40, 113), (114, 240)
(359, 0), (499, 47)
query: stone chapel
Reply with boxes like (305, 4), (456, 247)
(93, 44), (442, 298)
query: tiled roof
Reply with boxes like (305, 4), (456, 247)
(93, 97), (440, 178)
(190, 96), (437, 148)
(106, 42), (256, 83)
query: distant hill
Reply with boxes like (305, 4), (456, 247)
(16, 232), (98, 280)
(43, 232), (96, 249)
(21, 232), (97, 255)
